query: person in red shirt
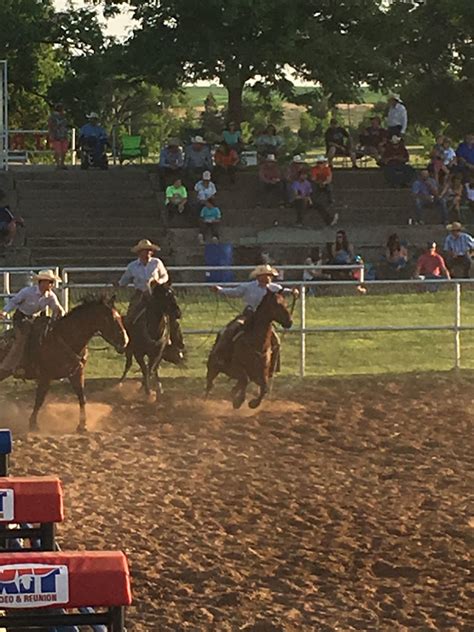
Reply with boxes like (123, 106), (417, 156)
(310, 156), (338, 226)
(214, 142), (239, 184)
(415, 242), (450, 279)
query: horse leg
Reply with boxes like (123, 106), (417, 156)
(249, 381), (269, 409)
(205, 355), (220, 397)
(136, 354), (151, 396)
(29, 378), (51, 432)
(154, 363), (164, 402)
(69, 369), (87, 433)
(120, 347), (133, 382)
(232, 373), (248, 409)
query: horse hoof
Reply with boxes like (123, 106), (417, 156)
(76, 424), (87, 434)
(248, 398), (261, 409)
(232, 395), (245, 409)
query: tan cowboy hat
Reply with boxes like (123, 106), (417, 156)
(131, 238), (160, 253)
(34, 269), (61, 283)
(249, 264), (279, 279)
(265, 154), (276, 162)
(447, 221), (463, 231)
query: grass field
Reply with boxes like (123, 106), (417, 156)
(75, 286), (474, 382)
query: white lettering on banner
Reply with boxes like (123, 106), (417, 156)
(0, 490), (14, 521)
(0, 564), (69, 608)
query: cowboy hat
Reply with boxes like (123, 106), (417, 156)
(316, 155), (328, 162)
(34, 269), (61, 283)
(446, 221), (463, 231)
(86, 112), (99, 119)
(389, 93), (401, 101)
(391, 135), (402, 143)
(265, 154), (276, 162)
(131, 239), (160, 253)
(202, 170), (211, 180)
(292, 155), (304, 163)
(249, 264), (279, 279)
(192, 135), (205, 144)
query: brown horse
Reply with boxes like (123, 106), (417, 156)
(206, 290), (293, 409)
(0, 296), (129, 432)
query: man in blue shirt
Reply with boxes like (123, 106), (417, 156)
(443, 222), (474, 278)
(456, 134), (474, 176)
(79, 113), (108, 168)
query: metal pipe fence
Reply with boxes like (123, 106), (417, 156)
(1, 265), (473, 377)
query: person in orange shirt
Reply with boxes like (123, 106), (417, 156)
(310, 156), (338, 226)
(214, 142), (239, 184)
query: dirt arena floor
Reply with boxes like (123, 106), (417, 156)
(2, 373), (473, 631)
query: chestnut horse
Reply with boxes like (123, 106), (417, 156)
(206, 290), (293, 409)
(0, 296), (128, 432)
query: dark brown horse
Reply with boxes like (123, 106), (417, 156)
(120, 284), (182, 401)
(206, 290), (293, 409)
(0, 296), (129, 432)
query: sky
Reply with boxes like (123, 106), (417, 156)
(53, 0), (135, 39)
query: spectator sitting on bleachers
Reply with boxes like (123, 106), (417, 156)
(440, 173), (463, 222)
(443, 222), (474, 278)
(255, 124), (283, 158)
(184, 135), (212, 182)
(310, 156), (338, 227)
(415, 242), (450, 280)
(385, 233), (408, 272)
(291, 172), (313, 227)
(359, 116), (387, 163)
(285, 155), (308, 202)
(411, 169), (448, 225)
(214, 142), (239, 184)
(442, 137), (457, 170)
(428, 135), (449, 184)
(0, 189), (24, 247)
(258, 154), (283, 206)
(465, 176), (474, 213)
(330, 230), (354, 267)
(381, 135), (415, 188)
(198, 198), (221, 244)
(159, 138), (184, 187)
(165, 178), (187, 215)
(325, 118), (358, 168)
(222, 121), (243, 153)
(386, 95), (408, 136)
(303, 250), (331, 294)
(456, 133), (474, 177)
(194, 171), (217, 210)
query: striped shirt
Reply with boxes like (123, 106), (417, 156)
(3, 285), (64, 317)
(443, 232), (474, 256)
(218, 280), (284, 311)
(119, 258), (169, 292)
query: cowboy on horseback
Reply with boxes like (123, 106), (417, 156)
(118, 238), (184, 364)
(210, 263), (298, 368)
(0, 269), (65, 380)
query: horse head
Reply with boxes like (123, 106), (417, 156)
(150, 284), (182, 319)
(263, 289), (293, 329)
(92, 295), (129, 352)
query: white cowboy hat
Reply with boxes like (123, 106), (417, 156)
(249, 264), (279, 279)
(87, 112), (99, 119)
(34, 269), (61, 283)
(446, 221), (463, 231)
(192, 135), (205, 144)
(391, 135), (402, 143)
(265, 154), (276, 162)
(390, 93), (401, 101)
(292, 155), (304, 163)
(316, 155), (328, 162)
(131, 238), (160, 253)
(202, 170), (211, 180)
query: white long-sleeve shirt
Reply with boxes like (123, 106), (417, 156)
(387, 102), (408, 134)
(3, 285), (64, 317)
(119, 257), (169, 292)
(218, 280), (284, 311)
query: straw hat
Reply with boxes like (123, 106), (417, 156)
(249, 264), (279, 279)
(131, 239), (160, 253)
(192, 135), (205, 144)
(87, 112), (99, 119)
(265, 154), (276, 162)
(446, 221), (463, 231)
(34, 269), (61, 283)
(292, 155), (304, 163)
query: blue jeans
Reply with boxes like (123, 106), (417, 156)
(414, 197), (448, 223)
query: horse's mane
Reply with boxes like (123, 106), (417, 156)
(65, 294), (112, 317)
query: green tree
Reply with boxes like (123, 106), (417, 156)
(93, 0), (393, 123)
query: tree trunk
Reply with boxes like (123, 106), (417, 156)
(226, 83), (244, 124)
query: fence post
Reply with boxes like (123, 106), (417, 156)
(454, 282), (461, 369)
(71, 128), (76, 166)
(62, 270), (69, 312)
(299, 284), (306, 378)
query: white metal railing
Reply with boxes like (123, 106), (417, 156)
(2, 265), (473, 377)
